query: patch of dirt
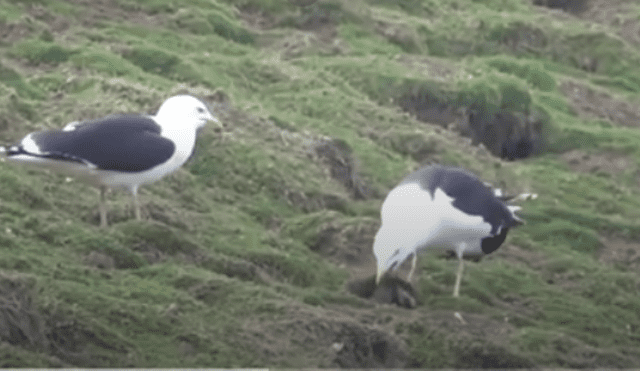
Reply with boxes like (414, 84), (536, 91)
(560, 149), (633, 175)
(393, 86), (462, 127)
(28, 5), (69, 34)
(133, 244), (166, 265)
(82, 251), (115, 270)
(560, 81), (640, 127)
(332, 322), (407, 367)
(408, 310), (533, 368)
(0, 274), (48, 349)
(490, 243), (549, 270)
(143, 200), (192, 230)
(579, 0), (640, 46)
(282, 187), (349, 213)
(394, 54), (458, 84)
(0, 19), (32, 44)
(241, 306), (409, 367)
(237, 6), (278, 30)
(275, 29), (348, 59)
(294, 2), (339, 34)
(532, 0), (590, 13)
(314, 138), (371, 199)
(307, 219), (379, 277)
(289, 0), (319, 7)
(597, 236), (640, 270)
(245, 1), (347, 59)
(45, 310), (132, 367)
(199, 256), (275, 284)
(237, 0), (339, 54)
(333, 300), (533, 367)
(0, 274), (131, 366)
(375, 21), (420, 53)
(491, 22), (548, 55)
(67, 0), (160, 29)
(8, 0), (161, 45)
(373, 127), (468, 164)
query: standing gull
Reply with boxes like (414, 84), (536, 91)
(373, 164), (530, 297)
(0, 95), (219, 227)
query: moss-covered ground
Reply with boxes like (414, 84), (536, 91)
(1, 0), (640, 367)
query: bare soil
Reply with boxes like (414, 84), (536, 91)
(580, 0), (640, 46)
(561, 149), (634, 175)
(559, 81), (640, 127)
(240, 304), (409, 367)
(597, 236), (640, 270)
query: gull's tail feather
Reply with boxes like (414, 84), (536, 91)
(508, 205), (525, 225)
(498, 192), (538, 203)
(505, 192), (537, 226)
(514, 193), (538, 202)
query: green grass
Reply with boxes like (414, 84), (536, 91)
(11, 39), (76, 66)
(1, 0), (640, 367)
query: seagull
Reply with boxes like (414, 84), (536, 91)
(373, 164), (531, 297)
(0, 95), (219, 227)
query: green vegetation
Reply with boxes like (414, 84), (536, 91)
(11, 39), (76, 66)
(1, 0), (640, 367)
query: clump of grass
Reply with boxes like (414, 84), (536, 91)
(173, 11), (214, 35)
(117, 220), (199, 255)
(0, 170), (50, 210)
(71, 51), (133, 76)
(242, 249), (344, 289)
(560, 33), (626, 74)
(218, 0), (294, 13)
(591, 76), (640, 93)
(11, 39), (75, 66)
(122, 46), (180, 75)
(486, 58), (556, 91)
(281, 210), (342, 247)
(0, 273), (48, 349)
(486, 21), (548, 56)
(0, 342), (62, 367)
(366, 0), (435, 15)
(121, 46), (200, 82)
(206, 12), (255, 44)
(456, 78), (533, 113)
(76, 233), (147, 270)
(294, 1), (343, 29)
(0, 62), (43, 99)
(527, 219), (602, 253)
(378, 129), (441, 162)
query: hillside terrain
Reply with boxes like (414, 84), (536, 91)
(1, 0), (640, 367)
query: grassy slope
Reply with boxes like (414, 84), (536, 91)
(1, 0), (640, 367)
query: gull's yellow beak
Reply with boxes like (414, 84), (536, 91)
(375, 264), (386, 285)
(208, 113), (223, 129)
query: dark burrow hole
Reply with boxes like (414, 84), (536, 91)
(394, 85), (548, 161)
(532, 0), (590, 14)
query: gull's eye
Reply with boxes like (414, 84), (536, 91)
(197, 107), (205, 113)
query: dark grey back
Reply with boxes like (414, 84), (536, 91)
(400, 165), (521, 254)
(11, 115), (175, 172)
